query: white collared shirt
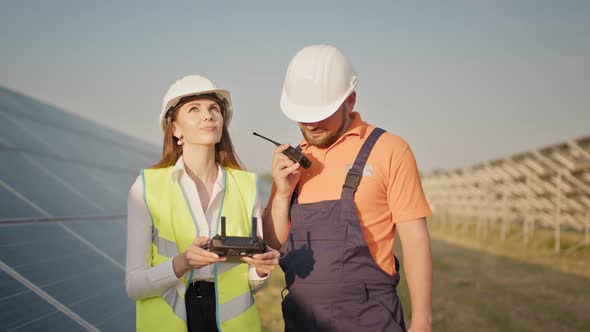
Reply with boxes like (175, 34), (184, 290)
(125, 157), (266, 300)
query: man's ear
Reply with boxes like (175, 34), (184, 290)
(345, 91), (357, 110)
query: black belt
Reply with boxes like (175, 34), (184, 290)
(188, 281), (215, 299)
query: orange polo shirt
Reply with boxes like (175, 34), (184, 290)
(293, 112), (431, 276)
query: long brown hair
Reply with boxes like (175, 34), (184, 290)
(151, 96), (243, 170)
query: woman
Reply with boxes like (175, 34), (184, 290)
(126, 75), (279, 332)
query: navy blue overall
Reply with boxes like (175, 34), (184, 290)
(280, 128), (406, 332)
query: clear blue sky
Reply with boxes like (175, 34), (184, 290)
(1, 0), (589, 173)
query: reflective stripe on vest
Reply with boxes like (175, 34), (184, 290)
(152, 225), (180, 259)
(137, 166), (262, 332)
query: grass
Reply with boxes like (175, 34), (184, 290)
(254, 269), (286, 332)
(400, 218), (590, 331)
(428, 216), (590, 279)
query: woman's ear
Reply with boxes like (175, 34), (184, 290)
(171, 121), (182, 139)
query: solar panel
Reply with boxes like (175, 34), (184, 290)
(62, 219), (127, 266)
(0, 112), (48, 154)
(0, 185), (44, 220)
(0, 85), (157, 331)
(0, 150), (104, 217)
(26, 156), (129, 215)
(0, 269), (87, 332)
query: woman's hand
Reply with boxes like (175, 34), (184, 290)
(241, 247), (280, 278)
(185, 237), (227, 269)
(174, 237), (226, 277)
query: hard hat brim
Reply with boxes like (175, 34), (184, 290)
(159, 89), (233, 132)
(280, 82), (357, 123)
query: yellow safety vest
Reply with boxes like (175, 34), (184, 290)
(136, 166), (262, 332)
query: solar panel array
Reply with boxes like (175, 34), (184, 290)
(0, 86), (160, 331)
(422, 135), (590, 253)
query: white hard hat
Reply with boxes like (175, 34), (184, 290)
(160, 75), (233, 132)
(280, 45), (358, 123)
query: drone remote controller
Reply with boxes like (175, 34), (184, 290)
(202, 217), (266, 257)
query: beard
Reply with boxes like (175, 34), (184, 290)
(300, 109), (349, 148)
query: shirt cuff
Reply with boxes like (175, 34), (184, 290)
(248, 265), (270, 281)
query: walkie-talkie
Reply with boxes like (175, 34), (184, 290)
(202, 217), (266, 257)
(253, 132), (312, 169)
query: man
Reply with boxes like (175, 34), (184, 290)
(262, 44), (432, 332)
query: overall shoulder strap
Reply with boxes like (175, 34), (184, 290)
(341, 128), (386, 200)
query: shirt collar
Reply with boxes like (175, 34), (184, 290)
(170, 156), (186, 182)
(299, 112), (369, 149)
(171, 156), (225, 188)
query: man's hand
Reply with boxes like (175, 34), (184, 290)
(262, 145), (302, 250)
(272, 144), (302, 198)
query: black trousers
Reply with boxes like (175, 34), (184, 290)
(185, 281), (219, 332)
